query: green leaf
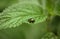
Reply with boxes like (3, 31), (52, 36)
(0, 22), (48, 39)
(0, 1), (48, 29)
(47, 16), (60, 39)
(41, 32), (58, 39)
(46, 0), (60, 16)
(47, 16), (59, 33)
(0, 0), (19, 11)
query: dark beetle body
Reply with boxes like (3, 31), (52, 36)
(28, 18), (35, 23)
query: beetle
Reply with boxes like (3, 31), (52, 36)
(28, 18), (35, 23)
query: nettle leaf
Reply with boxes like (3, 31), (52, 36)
(41, 32), (58, 39)
(0, 1), (48, 29)
(46, 0), (60, 16)
(47, 16), (60, 39)
(48, 16), (60, 33)
(0, 0), (19, 11)
(0, 22), (48, 39)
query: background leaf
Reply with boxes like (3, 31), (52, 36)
(0, 21), (48, 39)
(41, 32), (58, 39)
(0, 0), (19, 12)
(46, 0), (60, 16)
(47, 16), (60, 39)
